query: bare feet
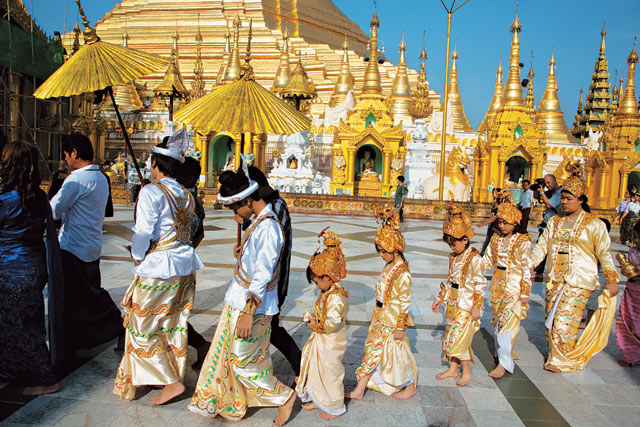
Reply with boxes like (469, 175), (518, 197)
(392, 383), (417, 400)
(23, 383), (61, 396)
(319, 411), (341, 420)
(457, 363), (471, 387)
(150, 382), (185, 405)
(544, 364), (561, 373)
(436, 366), (459, 380)
(488, 364), (507, 379)
(302, 402), (318, 410)
(345, 389), (365, 400)
(274, 393), (295, 426)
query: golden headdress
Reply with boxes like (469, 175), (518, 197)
(443, 204), (474, 240)
(308, 227), (347, 282)
(562, 162), (588, 198)
(496, 199), (522, 225)
(374, 204), (406, 253)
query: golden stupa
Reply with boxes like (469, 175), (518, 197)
(388, 30), (412, 125)
(66, 0), (422, 119)
(444, 44), (474, 132)
(329, 34), (355, 107)
(477, 61), (503, 134)
(535, 53), (572, 143)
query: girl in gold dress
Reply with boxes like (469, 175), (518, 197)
(296, 228), (349, 420)
(348, 206), (417, 401)
(531, 168), (620, 372)
(433, 209), (486, 387)
(481, 195), (532, 378)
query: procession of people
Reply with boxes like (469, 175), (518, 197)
(0, 130), (635, 425)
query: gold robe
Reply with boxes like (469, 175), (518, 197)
(482, 233), (532, 373)
(189, 305), (293, 421)
(355, 261), (417, 395)
(531, 211), (619, 371)
(113, 274), (195, 400)
(437, 247), (486, 362)
(296, 284), (349, 415)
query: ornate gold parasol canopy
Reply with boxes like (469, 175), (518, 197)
(33, 0), (169, 181)
(174, 19), (310, 135)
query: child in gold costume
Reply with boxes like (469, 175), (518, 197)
(482, 194), (532, 378)
(531, 167), (620, 372)
(433, 209), (486, 387)
(297, 228), (349, 420)
(347, 206), (417, 401)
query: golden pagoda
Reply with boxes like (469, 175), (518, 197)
(388, 30), (412, 125)
(271, 26), (292, 94)
(330, 5), (405, 197)
(215, 27), (231, 85)
(536, 53), (572, 143)
(574, 26), (612, 139)
(588, 42), (640, 209)
(524, 59), (535, 121)
(223, 16), (243, 83)
(408, 36), (433, 120)
(154, 29), (190, 115)
(571, 88), (585, 139)
(477, 61), (503, 134)
(472, 11), (545, 202)
(329, 34), (355, 107)
(102, 29), (144, 112)
(280, 58), (317, 114)
(191, 19), (206, 100)
(444, 44), (474, 132)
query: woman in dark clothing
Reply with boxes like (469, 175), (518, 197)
(0, 141), (61, 395)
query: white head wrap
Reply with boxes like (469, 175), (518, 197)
(217, 158), (259, 206)
(152, 127), (188, 164)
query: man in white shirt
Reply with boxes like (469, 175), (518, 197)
(50, 133), (123, 353)
(518, 179), (534, 233)
(189, 164), (295, 426)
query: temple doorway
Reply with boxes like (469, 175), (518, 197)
(207, 134), (234, 187)
(505, 155), (529, 187)
(355, 144), (382, 181)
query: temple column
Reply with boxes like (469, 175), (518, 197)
(345, 146), (356, 186)
(620, 169), (630, 199)
(498, 160), (506, 188)
(599, 168), (610, 208)
(382, 147), (392, 186)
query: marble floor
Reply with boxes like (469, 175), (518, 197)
(1, 207), (639, 427)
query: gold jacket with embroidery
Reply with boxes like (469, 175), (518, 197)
(437, 247), (487, 312)
(482, 233), (533, 297)
(375, 261), (414, 330)
(531, 211), (619, 289)
(308, 284), (349, 334)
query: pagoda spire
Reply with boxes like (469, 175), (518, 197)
(445, 43), (473, 131)
(191, 17), (206, 100)
(216, 25), (231, 85)
(330, 34), (354, 107)
(409, 31), (432, 119)
(579, 25), (612, 136)
(389, 29), (412, 122)
(617, 40), (639, 116)
(272, 26), (292, 93)
(154, 28), (189, 117)
(478, 60), (504, 133)
(103, 26), (144, 112)
(223, 15), (242, 83)
(525, 54), (536, 120)
(502, 11), (524, 107)
(536, 52), (571, 143)
(571, 88), (584, 137)
(360, 3), (383, 99)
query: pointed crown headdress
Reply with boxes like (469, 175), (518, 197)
(308, 227), (347, 282)
(374, 204), (405, 253)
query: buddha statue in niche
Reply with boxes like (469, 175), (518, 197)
(358, 147), (379, 182)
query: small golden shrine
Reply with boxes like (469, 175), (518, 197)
(329, 6), (406, 197)
(587, 42), (640, 209)
(472, 13), (546, 202)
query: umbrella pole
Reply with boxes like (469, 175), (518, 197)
(236, 132), (245, 246)
(108, 86), (144, 182)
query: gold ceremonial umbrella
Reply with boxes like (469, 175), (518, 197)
(33, 0), (169, 180)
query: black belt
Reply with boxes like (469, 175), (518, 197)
(376, 300), (383, 308)
(450, 283), (460, 289)
(559, 251), (569, 255)
(497, 266), (507, 271)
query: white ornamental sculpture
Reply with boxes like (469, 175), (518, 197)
(268, 130), (323, 194)
(404, 119), (435, 199)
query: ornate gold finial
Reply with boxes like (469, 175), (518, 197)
(122, 25), (130, 48)
(191, 14), (206, 100)
(536, 51), (571, 142)
(216, 24), (231, 85)
(445, 42), (473, 131)
(502, 9), (524, 106)
(272, 24), (292, 93)
(571, 88), (584, 136)
(172, 26), (179, 53)
(370, 1), (380, 27)
(223, 15), (242, 82)
(154, 26), (189, 100)
(239, 18), (254, 80)
(389, 28), (412, 119)
(409, 30), (432, 119)
(525, 51), (535, 119)
(75, 0), (99, 44)
(281, 57), (316, 113)
(71, 21), (81, 54)
(600, 23), (606, 56)
(478, 59), (504, 133)
(361, 3), (383, 98)
(330, 33), (354, 106)
(617, 38), (639, 116)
